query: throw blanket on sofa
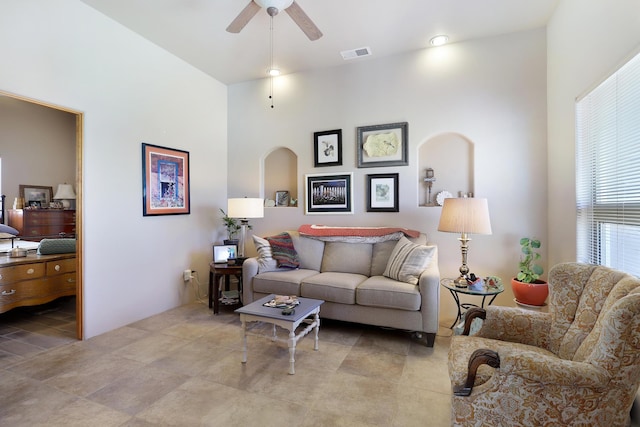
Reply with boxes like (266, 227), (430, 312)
(298, 224), (420, 242)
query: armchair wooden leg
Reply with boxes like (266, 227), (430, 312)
(461, 307), (486, 336)
(453, 348), (500, 396)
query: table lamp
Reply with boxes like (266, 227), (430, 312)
(438, 197), (492, 287)
(227, 197), (264, 258)
(53, 183), (76, 209)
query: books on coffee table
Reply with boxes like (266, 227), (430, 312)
(263, 295), (299, 308)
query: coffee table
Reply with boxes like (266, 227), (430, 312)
(235, 294), (324, 375)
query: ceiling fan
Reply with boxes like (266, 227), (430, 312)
(226, 0), (323, 41)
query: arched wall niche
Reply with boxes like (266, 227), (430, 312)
(264, 146), (298, 207)
(417, 132), (474, 206)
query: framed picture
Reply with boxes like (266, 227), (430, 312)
(366, 173), (399, 212)
(275, 190), (290, 207)
(305, 172), (353, 215)
(142, 143), (190, 216)
(313, 129), (342, 167)
(19, 185), (53, 208)
(357, 122), (408, 168)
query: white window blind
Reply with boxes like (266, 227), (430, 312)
(576, 51), (640, 277)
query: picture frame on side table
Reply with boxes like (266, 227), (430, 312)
(313, 129), (342, 167)
(366, 173), (399, 212)
(142, 143), (190, 216)
(275, 191), (290, 207)
(19, 185), (53, 208)
(305, 172), (353, 215)
(357, 122), (408, 168)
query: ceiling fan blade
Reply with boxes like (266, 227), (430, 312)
(285, 1), (323, 41)
(226, 1), (261, 33)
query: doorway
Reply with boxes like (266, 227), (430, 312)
(0, 91), (83, 340)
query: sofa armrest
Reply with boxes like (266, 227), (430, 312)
(418, 248), (440, 334)
(242, 257), (259, 304)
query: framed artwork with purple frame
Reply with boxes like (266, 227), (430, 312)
(142, 143), (190, 216)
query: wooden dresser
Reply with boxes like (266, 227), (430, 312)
(7, 209), (76, 241)
(0, 253), (76, 314)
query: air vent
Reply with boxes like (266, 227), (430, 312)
(340, 47), (372, 60)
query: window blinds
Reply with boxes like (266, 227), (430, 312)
(576, 51), (640, 277)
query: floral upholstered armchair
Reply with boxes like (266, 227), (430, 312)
(448, 262), (640, 426)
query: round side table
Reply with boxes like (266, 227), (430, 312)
(441, 278), (504, 329)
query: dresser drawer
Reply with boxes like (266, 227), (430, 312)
(46, 258), (76, 275)
(0, 273), (76, 312)
(0, 263), (46, 285)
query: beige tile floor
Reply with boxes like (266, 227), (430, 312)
(0, 297), (454, 426)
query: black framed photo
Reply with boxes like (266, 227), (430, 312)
(357, 122), (408, 168)
(313, 129), (342, 167)
(305, 172), (353, 215)
(366, 173), (399, 212)
(142, 143), (190, 216)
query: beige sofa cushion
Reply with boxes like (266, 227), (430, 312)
(321, 242), (372, 275)
(356, 275), (421, 311)
(252, 269), (319, 296)
(288, 231), (325, 271)
(301, 272), (367, 304)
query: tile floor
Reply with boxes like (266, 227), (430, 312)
(0, 298), (454, 426)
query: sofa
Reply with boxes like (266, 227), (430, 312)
(242, 226), (440, 346)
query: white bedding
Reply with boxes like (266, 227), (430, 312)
(0, 238), (40, 254)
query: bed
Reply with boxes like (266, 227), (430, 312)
(0, 195), (40, 254)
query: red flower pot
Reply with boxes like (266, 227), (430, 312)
(511, 278), (548, 306)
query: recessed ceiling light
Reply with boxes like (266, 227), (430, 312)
(430, 35), (449, 47)
(267, 68), (281, 76)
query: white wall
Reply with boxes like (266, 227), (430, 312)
(0, 97), (76, 206)
(547, 0), (640, 267)
(228, 29), (548, 322)
(0, 0), (228, 338)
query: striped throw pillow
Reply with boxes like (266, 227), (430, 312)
(266, 232), (300, 269)
(253, 235), (279, 272)
(383, 236), (434, 284)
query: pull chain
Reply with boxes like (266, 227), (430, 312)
(269, 14), (274, 108)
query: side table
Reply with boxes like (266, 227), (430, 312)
(441, 278), (504, 328)
(209, 262), (243, 315)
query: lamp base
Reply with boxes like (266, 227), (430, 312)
(454, 276), (468, 288)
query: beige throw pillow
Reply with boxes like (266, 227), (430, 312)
(383, 236), (435, 285)
(252, 235), (278, 272)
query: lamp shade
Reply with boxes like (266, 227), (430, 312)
(438, 198), (492, 235)
(227, 198), (264, 219)
(54, 184), (76, 200)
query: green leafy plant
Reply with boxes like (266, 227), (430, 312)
(516, 237), (544, 283)
(219, 208), (252, 240)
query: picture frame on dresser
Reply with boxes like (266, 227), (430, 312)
(19, 185), (53, 208)
(357, 122), (408, 168)
(142, 143), (191, 216)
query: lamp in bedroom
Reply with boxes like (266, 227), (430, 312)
(438, 197), (492, 287)
(53, 183), (76, 209)
(227, 197), (264, 258)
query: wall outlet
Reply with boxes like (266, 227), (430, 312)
(183, 269), (192, 281)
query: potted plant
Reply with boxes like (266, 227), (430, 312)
(511, 237), (548, 306)
(220, 208), (240, 245)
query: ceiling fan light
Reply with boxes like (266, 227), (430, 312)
(268, 68), (281, 76)
(430, 35), (449, 47)
(255, 0), (294, 11)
